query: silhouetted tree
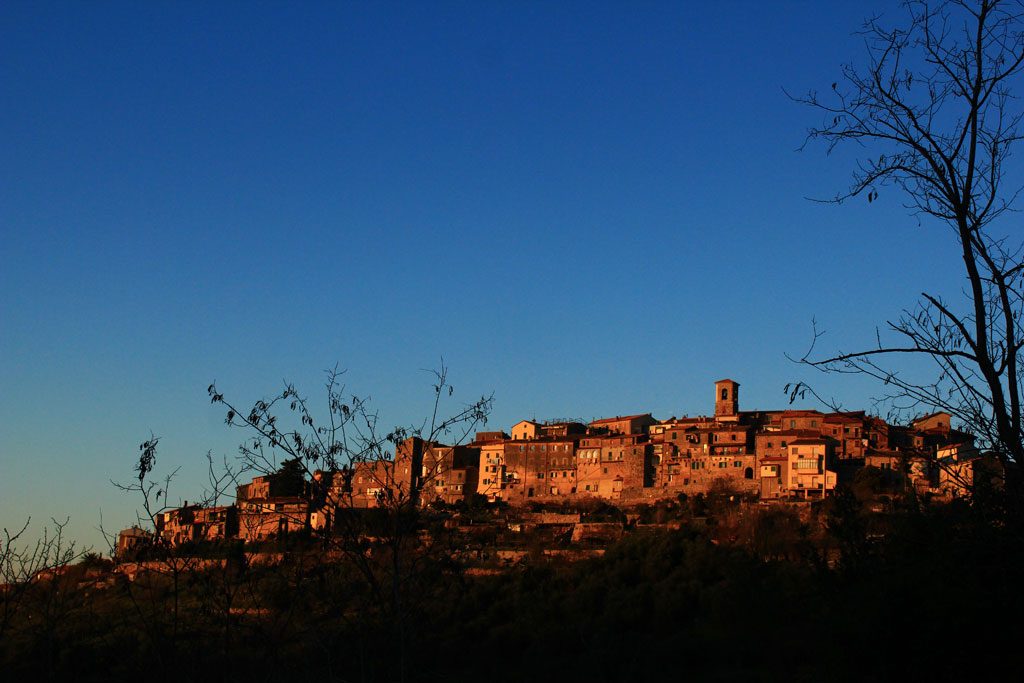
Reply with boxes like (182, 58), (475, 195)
(0, 518), (83, 645)
(204, 361), (493, 681)
(792, 0), (1024, 480)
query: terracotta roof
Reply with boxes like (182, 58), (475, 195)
(823, 413), (863, 423)
(590, 414), (652, 424)
(790, 438), (826, 445)
(937, 440), (975, 450)
(715, 378), (740, 385)
(911, 411), (950, 425)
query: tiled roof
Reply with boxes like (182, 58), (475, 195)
(911, 411), (950, 424)
(590, 414), (652, 424)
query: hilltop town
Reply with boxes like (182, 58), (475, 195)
(118, 379), (998, 553)
(18, 389), (1022, 683)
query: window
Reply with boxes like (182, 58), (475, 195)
(721, 388), (728, 400)
(790, 420), (796, 429)
(811, 420), (817, 428)
(730, 434), (737, 441)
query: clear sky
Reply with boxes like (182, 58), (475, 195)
(1, 0), (971, 549)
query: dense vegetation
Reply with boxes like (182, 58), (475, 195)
(2, 488), (1021, 682)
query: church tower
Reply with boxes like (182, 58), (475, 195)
(714, 379), (740, 421)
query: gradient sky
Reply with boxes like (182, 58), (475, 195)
(1, 0), (975, 549)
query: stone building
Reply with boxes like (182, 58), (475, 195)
(341, 460), (396, 508)
(155, 504), (239, 546)
(539, 421), (586, 438)
(420, 444), (481, 506)
(576, 433), (650, 499)
(116, 526), (151, 558)
(237, 497), (308, 542)
(477, 441), (510, 501)
(588, 413), (657, 436)
(236, 473), (309, 541)
(784, 438), (837, 498)
(511, 420), (541, 441)
(502, 437), (579, 501)
(714, 379), (741, 421)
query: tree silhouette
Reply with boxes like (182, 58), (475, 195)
(205, 361), (493, 681)
(792, 0), (1024, 478)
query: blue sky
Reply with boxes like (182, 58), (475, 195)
(1, 0), (969, 548)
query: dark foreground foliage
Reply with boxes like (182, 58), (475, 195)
(3, 499), (1023, 682)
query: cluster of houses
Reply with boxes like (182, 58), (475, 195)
(118, 379), (993, 554)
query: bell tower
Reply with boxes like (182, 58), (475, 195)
(714, 379), (740, 421)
